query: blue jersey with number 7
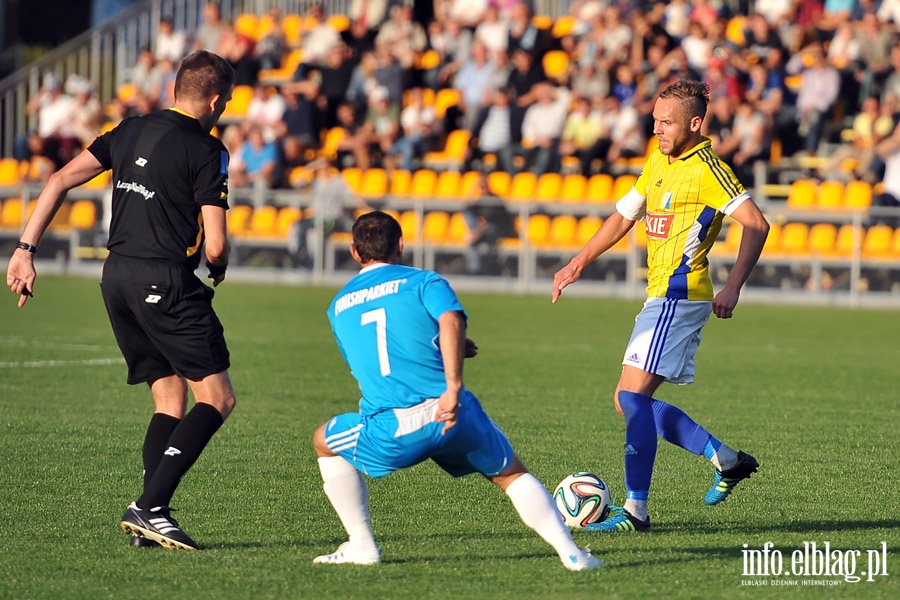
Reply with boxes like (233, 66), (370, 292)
(327, 263), (467, 416)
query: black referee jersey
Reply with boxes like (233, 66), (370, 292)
(88, 108), (230, 270)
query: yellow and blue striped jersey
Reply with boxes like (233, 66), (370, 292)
(623, 137), (749, 301)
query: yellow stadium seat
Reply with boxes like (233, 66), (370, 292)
(816, 180), (844, 210)
(459, 171), (484, 198)
(415, 49), (441, 70)
(786, 179), (816, 209)
(327, 14), (350, 32)
(248, 205), (279, 237)
(318, 127), (345, 161)
(282, 14), (303, 46)
(259, 48), (304, 85)
(585, 173), (614, 203)
(234, 13), (261, 40)
(534, 173), (562, 202)
(525, 214), (552, 246)
(1, 198), (24, 228)
(390, 169), (412, 196)
(69, 199), (98, 230)
(83, 170), (111, 189)
(358, 168), (388, 199)
(433, 88), (461, 119)
(487, 171), (511, 197)
(434, 170), (463, 198)
(423, 211), (450, 243)
(117, 82), (138, 104)
(227, 204), (253, 236)
(712, 221), (743, 255)
(507, 172), (537, 201)
(611, 174), (637, 199)
(275, 206), (302, 237)
(576, 216), (602, 246)
(725, 16), (746, 46)
(531, 15), (553, 30)
(862, 224), (893, 258)
(843, 180), (872, 210)
(220, 84), (254, 121)
(446, 212), (469, 244)
(760, 223), (781, 255)
(399, 210), (420, 241)
(551, 15), (577, 38)
(422, 129), (470, 170)
(542, 50), (570, 82)
(0, 158), (21, 186)
(891, 228), (900, 257)
(807, 223), (837, 255)
(546, 214), (578, 248)
(778, 222), (809, 255)
(559, 174), (587, 203)
(341, 167), (363, 194)
(831, 224), (863, 257)
(47, 200), (71, 231)
(408, 169), (438, 198)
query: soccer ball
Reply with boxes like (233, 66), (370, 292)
(553, 472), (612, 528)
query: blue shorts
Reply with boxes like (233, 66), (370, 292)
(322, 390), (515, 479)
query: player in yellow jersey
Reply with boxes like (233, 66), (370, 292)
(552, 80), (770, 532)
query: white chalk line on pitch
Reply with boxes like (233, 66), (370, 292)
(0, 336), (109, 352)
(0, 357), (125, 368)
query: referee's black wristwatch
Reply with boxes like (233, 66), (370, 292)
(16, 241), (37, 254)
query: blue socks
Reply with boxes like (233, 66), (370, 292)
(617, 391), (657, 501)
(651, 398), (720, 457)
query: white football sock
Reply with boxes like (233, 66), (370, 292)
(317, 456), (377, 551)
(505, 473), (582, 561)
(623, 499), (648, 522)
(711, 444), (739, 472)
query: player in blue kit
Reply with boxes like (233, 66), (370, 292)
(312, 211), (602, 570)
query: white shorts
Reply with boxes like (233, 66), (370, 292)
(622, 298), (712, 384)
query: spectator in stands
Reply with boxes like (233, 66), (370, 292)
(386, 87), (437, 172)
(342, 17), (378, 57)
(130, 48), (167, 107)
(232, 123), (278, 191)
(245, 83), (286, 144)
(502, 82), (570, 176)
(744, 61), (787, 138)
(375, 4), (427, 66)
(359, 85), (400, 168)
(432, 16), (474, 88)
(461, 173), (516, 274)
(703, 50), (743, 103)
(445, 0), (489, 28)
(663, 0), (691, 42)
(680, 21), (713, 73)
(820, 96), (895, 182)
(301, 5), (341, 67)
(740, 13), (786, 65)
(255, 7), (287, 70)
(453, 40), (496, 130)
(505, 48), (547, 141)
(335, 102), (373, 169)
(278, 86), (322, 162)
(787, 42), (840, 156)
(273, 135), (308, 190)
(880, 45), (900, 108)
(226, 34), (261, 87)
(23, 73), (79, 168)
(66, 75), (102, 150)
(345, 50), (379, 118)
(506, 3), (554, 61)
(874, 116), (900, 225)
(855, 11), (895, 111)
(593, 93), (646, 169)
(154, 16), (188, 63)
(220, 125), (246, 183)
(728, 101), (770, 187)
(559, 95), (606, 176)
(194, 1), (227, 53)
(348, 0), (388, 32)
(474, 5), (509, 54)
(465, 88), (514, 171)
(570, 61), (609, 102)
(317, 43), (360, 128)
(372, 42), (406, 107)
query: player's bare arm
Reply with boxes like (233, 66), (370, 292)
(713, 200), (770, 319)
(435, 310), (466, 434)
(200, 204), (229, 286)
(7, 151), (105, 306)
(552, 212), (635, 303)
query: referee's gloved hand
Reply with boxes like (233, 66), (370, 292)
(206, 261), (227, 287)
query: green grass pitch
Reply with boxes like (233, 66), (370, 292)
(1, 275), (897, 599)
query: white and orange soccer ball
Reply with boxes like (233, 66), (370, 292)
(553, 472), (612, 528)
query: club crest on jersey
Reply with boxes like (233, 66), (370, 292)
(645, 211), (673, 239)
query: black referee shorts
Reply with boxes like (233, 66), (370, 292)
(100, 254), (231, 385)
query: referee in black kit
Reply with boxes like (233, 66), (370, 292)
(7, 51), (237, 550)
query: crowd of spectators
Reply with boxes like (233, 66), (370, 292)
(15, 0), (900, 197)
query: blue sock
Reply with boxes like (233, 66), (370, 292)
(650, 399), (720, 457)
(618, 391), (657, 502)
